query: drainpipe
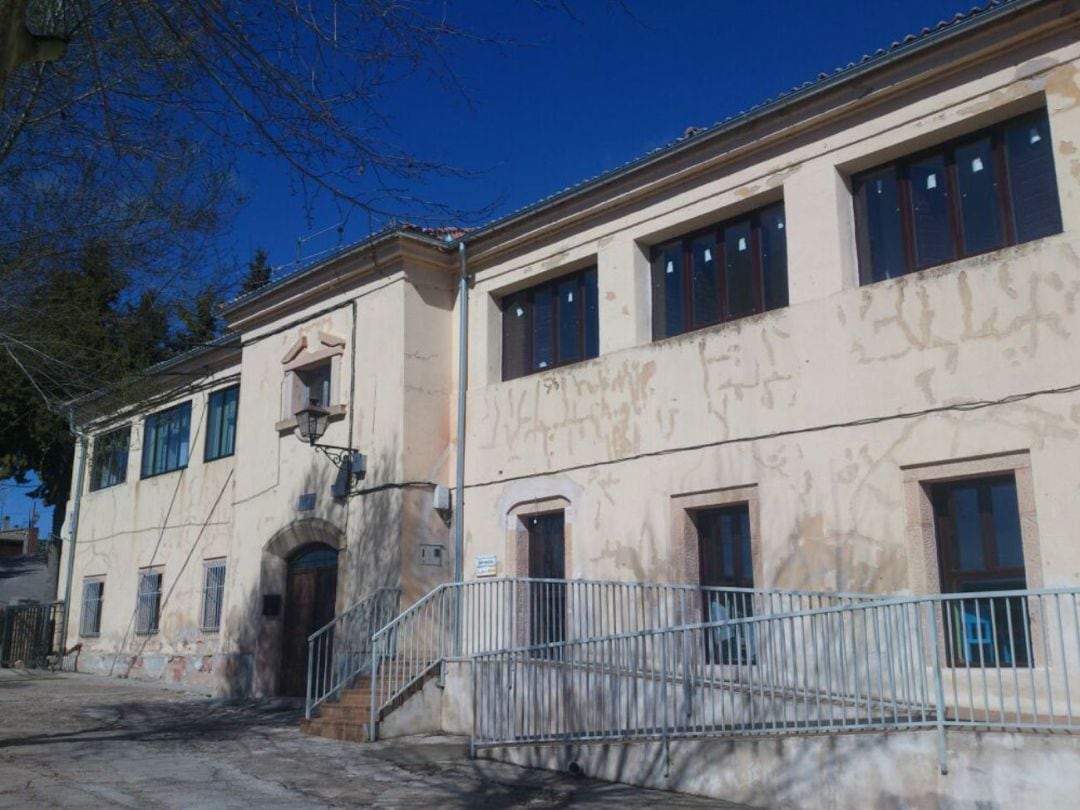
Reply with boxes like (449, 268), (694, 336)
(453, 241), (468, 587)
(57, 409), (89, 670)
(453, 241), (469, 658)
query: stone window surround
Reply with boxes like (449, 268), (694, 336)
(275, 332), (348, 432)
(505, 496), (575, 581)
(670, 485), (763, 589)
(498, 495), (576, 650)
(901, 451), (1043, 597)
(902, 451), (1048, 668)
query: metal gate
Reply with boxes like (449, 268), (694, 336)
(0, 603), (62, 668)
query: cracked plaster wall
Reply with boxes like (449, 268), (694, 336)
(460, 37), (1080, 596)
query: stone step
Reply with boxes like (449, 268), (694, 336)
(317, 703), (370, 723)
(299, 717), (370, 743)
(336, 691), (372, 708)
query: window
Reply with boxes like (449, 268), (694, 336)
(80, 579), (104, 636)
(931, 474), (1030, 667)
(201, 560), (226, 632)
(695, 505), (755, 664)
(89, 427), (130, 491)
(854, 109), (1062, 284)
(205, 385), (239, 461)
(651, 202), (787, 340)
(296, 362), (332, 407)
(502, 267), (599, 381)
(135, 568), (163, 635)
(141, 402), (191, 478)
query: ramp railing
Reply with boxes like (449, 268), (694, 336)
(368, 577), (873, 739)
(471, 587), (1080, 772)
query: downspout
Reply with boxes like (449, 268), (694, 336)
(57, 409), (88, 670)
(453, 241), (468, 588)
(452, 241), (469, 661)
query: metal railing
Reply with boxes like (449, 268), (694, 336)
(305, 587), (400, 719)
(471, 587), (1080, 772)
(0, 602), (63, 669)
(368, 577), (874, 740)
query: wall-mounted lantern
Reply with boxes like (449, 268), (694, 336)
(294, 402), (366, 499)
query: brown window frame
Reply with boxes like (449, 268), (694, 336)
(501, 266), (599, 381)
(650, 201), (787, 341)
(853, 108), (1063, 285)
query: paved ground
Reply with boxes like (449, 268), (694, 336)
(0, 669), (737, 808)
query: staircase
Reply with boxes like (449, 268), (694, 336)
(300, 675), (373, 742)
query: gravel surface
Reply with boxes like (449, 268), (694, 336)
(0, 668), (739, 808)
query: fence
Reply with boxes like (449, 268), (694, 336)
(0, 602), (63, 669)
(369, 577), (873, 739)
(471, 587), (1080, 771)
(306, 587), (400, 718)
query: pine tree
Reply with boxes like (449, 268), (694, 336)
(241, 248), (271, 294)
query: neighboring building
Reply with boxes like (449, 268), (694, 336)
(56, 4), (1080, 795)
(0, 520), (58, 609)
(0, 518), (40, 557)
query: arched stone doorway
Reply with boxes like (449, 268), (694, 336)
(256, 519), (345, 697)
(279, 543), (339, 697)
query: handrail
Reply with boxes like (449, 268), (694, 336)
(367, 577), (881, 740)
(305, 586), (400, 719)
(471, 586), (1080, 773)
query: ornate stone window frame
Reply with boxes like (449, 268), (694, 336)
(275, 331), (348, 432)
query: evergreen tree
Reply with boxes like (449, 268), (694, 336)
(241, 249), (272, 295)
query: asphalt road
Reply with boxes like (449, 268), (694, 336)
(0, 669), (737, 808)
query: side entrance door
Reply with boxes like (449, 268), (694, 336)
(280, 544), (339, 697)
(527, 511), (566, 653)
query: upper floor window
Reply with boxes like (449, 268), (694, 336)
(502, 267), (599, 381)
(651, 202), (788, 341)
(296, 362), (331, 407)
(205, 385), (239, 461)
(141, 401), (191, 478)
(89, 426), (130, 492)
(853, 108), (1062, 285)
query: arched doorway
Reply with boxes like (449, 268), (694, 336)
(279, 543), (339, 697)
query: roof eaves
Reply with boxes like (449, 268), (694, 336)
(220, 227), (454, 317)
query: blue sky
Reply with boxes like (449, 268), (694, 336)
(0, 474), (50, 537)
(222, 0), (983, 278)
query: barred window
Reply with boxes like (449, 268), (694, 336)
(135, 569), (163, 635)
(141, 402), (192, 478)
(205, 386), (239, 462)
(89, 427), (130, 491)
(80, 579), (104, 636)
(201, 560), (226, 632)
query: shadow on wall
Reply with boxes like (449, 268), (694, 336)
(227, 440), (408, 698)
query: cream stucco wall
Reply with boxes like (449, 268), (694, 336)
(458, 24), (1080, 598)
(61, 251), (458, 695)
(60, 6), (1080, 702)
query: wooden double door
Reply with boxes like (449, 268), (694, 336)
(280, 544), (339, 697)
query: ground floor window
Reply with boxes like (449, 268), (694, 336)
(931, 474), (1030, 667)
(201, 560), (226, 632)
(695, 504), (755, 664)
(80, 579), (104, 637)
(136, 568), (163, 635)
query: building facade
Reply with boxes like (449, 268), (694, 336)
(60, 0), (1080, 702)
